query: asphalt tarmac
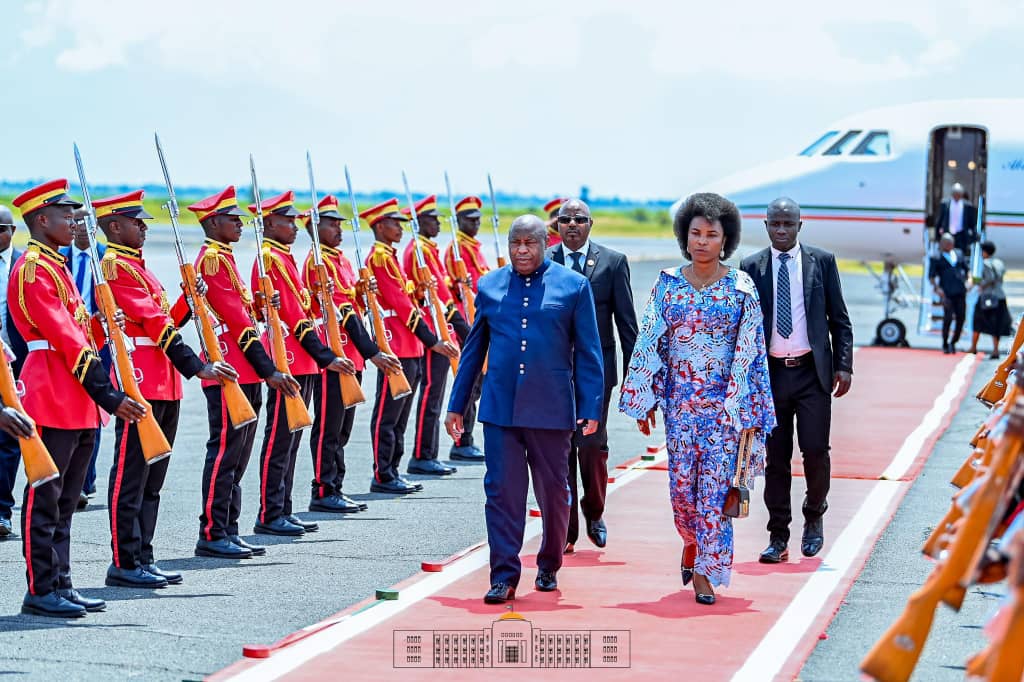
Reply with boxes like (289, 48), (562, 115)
(0, 232), (1016, 680)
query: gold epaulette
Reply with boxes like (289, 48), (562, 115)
(202, 246), (221, 277)
(104, 255), (149, 289)
(371, 244), (391, 268)
(23, 248), (39, 283)
(18, 249), (71, 329)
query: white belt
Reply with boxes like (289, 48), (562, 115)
(129, 337), (157, 347)
(380, 310), (397, 319)
(26, 340), (55, 352)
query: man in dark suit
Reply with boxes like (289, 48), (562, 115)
(934, 182), (978, 253)
(930, 232), (969, 354)
(446, 215), (604, 604)
(546, 199), (637, 552)
(60, 212), (107, 509)
(0, 204), (28, 538)
(739, 197), (854, 563)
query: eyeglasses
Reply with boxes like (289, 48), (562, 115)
(0, 224), (14, 232)
(557, 215), (590, 225)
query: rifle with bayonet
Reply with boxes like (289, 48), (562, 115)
(487, 173), (507, 267)
(249, 155), (313, 432)
(977, 314), (1024, 406)
(443, 171), (476, 324)
(306, 152), (365, 409)
(154, 133), (257, 429)
(343, 167), (411, 399)
(0, 345), (58, 487)
(73, 143), (173, 464)
(402, 172), (457, 376)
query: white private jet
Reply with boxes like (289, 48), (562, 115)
(678, 98), (1024, 346)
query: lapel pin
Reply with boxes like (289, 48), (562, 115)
(586, 260), (595, 267)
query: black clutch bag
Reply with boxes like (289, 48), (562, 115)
(723, 429), (754, 519)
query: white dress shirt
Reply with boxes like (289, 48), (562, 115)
(769, 242), (812, 358)
(561, 239), (591, 271)
(949, 198), (964, 235)
(0, 245), (12, 346)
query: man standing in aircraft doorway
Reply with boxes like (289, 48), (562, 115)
(740, 197), (854, 565)
(936, 182), (978, 254)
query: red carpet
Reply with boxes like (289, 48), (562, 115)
(210, 349), (980, 682)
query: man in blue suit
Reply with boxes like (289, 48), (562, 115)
(446, 215), (604, 604)
(60, 212), (108, 509)
(0, 204), (29, 538)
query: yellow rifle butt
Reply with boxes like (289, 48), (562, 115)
(860, 580), (943, 682)
(23, 432), (59, 488)
(284, 393), (313, 432)
(339, 372), (366, 408)
(137, 399), (173, 464)
(951, 450), (979, 488)
(223, 379), (258, 428)
(388, 369), (413, 399)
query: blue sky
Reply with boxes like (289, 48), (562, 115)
(2, 0), (1023, 200)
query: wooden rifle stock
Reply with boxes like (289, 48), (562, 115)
(981, 539), (1024, 680)
(359, 267), (412, 398)
(415, 263), (458, 376)
(181, 262), (257, 428)
(861, 425), (1024, 681)
(496, 255), (508, 268)
(257, 265), (312, 432)
(314, 262), (365, 408)
(94, 283), (173, 463)
(0, 351), (58, 487)
(451, 259), (477, 324)
(977, 315), (1024, 406)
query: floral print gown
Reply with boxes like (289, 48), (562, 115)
(619, 267), (776, 587)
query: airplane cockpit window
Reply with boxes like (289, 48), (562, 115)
(851, 130), (891, 156)
(799, 131), (839, 156)
(822, 130), (863, 156)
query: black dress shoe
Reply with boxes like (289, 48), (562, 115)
(759, 539), (789, 564)
(286, 514), (319, 532)
(142, 563), (182, 585)
(0, 516), (12, 538)
(22, 591), (86, 618)
(339, 493), (368, 511)
(407, 459), (457, 476)
(254, 517), (305, 536)
(483, 582), (515, 604)
(76, 492), (89, 511)
(535, 570), (558, 592)
(310, 495), (361, 513)
(564, 542), (575, 555)
(229, 535), (266, 556)
(396, 475), (424, 491)
(370, 479), (418, 495)
(586, 519), (607, 548)
(802, 518), (825, 557)
(106, 564), (168, 588)
(449, 445), (485, 461)
(196, 537), (253, 559)
(57, 588), (106, 612)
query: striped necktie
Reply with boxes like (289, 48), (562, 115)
(776, 252), (793, 339)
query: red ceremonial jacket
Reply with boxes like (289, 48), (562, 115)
(196, 239), (268, 387)
(102, 244), (194, 401)
(366, 241), (428, 359)
(250, 239), (320, 377)
(8, 241), (114, 429)
(444, 232), (491, 320)
(302, 245), (366, 372)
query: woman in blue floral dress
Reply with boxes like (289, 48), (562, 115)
(619, 193), (776, 605)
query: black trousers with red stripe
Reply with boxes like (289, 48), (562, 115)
(108, 400), (179, 568)
(257, 374), (315, 523)
(199, 383), (263, 541)
(369, 356), (422, 483)
(413, 349), (451, 461)
(309, 370), (361, 498)
(21, 427), (95, 596)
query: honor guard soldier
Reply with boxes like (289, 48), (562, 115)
(190, 186), (298, 559)
(544, 197), (567, 248)
(10, 179), (147, 618)
(401, 195), (468, 476)
(93, 190), (238, 588)
(249, 191), (355, 536)
(361, 199), (457, 494)
(443, 196), (490, 462)
(301, 195), (402, 513)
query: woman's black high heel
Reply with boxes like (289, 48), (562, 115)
(680, 545), (696, 587)
(693, 574), (716, 605)
(681, 566), (694, 586)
